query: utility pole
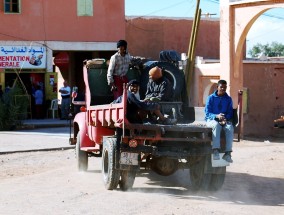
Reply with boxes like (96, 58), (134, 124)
(184, 0), (201, 105)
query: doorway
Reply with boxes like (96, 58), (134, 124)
(5, 72), (45, 119)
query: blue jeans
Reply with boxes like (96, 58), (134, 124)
(206, 120), (234, 152)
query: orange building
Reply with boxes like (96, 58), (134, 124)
(0, 1), (282, 138)
(126, 16), (220, 60)
(0, 0), (125, 112)
(0, 1), (220, 119)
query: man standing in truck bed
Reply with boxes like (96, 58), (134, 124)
(205, 79), (234, 163)
(107, 39), (131, 99)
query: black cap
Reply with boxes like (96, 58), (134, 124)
(127, 79), (139, 87)
(117, 40), (127, 49)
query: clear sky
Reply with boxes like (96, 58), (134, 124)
(125, 0), (284, 56)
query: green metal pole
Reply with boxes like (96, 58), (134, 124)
(187, 8), (201, 90)
(185, 0), (201, 81)
(185, 0), (201, 104)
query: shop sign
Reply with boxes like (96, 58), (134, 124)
(54, 52), (69, 71)
(0, 46), (46, 69)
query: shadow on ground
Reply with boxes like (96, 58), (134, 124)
(131, 171), (284, 207)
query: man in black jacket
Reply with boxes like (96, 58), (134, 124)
(144, 66), (173, 102)
(113, 80), (176, 125)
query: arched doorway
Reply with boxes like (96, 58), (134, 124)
(220, 0), (284, 105)
(203, 82), (217, 106)
(220, 0), (284, 137)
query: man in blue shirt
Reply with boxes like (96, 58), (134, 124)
(59, 80), (71, 120)
(205, 80), (234, 163)
(33, 85), (44, 119)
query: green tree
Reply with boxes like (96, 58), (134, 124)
(248, 41), (284, 57)
(0, 83), (29, 130)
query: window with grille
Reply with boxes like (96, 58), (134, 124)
(4, 0), (20, 13)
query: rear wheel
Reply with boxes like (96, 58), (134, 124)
(190, 156), (206, 190)
(189, 155), (212, 191)
(76, 131), (88, 171)
(119, 170), (136, 191)
(209, 173), (226, 191)
(102, 137), (120, 190)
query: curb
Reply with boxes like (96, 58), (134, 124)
(15, 123), (71, 130)
(0, 146), (75, 155)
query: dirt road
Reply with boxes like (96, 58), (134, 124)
(0, 139), (283, 215)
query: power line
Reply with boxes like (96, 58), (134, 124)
(205, 0), (284, 21)
(127, 0), (192, 20)
(263, 12), (284, 20)
(125, 19), (164, 32)
(41, 0), (47, 42)
(248, 22), (284, 40)
(0, 31), (52, 50)
(205, 0), (219, 4)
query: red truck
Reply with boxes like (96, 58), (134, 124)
(70, 59), (242, 191)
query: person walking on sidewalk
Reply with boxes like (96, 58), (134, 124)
(205, 79), (234, 163)
(59, 80), (71, 120)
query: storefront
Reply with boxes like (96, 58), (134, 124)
(0, 45), (57, 118)
(0, 41), (117, 119)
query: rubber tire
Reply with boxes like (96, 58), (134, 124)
(189, 156), (206, 191)
(140, 61), (185, 100)
(119, 170), (136, 191)
(102, 137), (120, 190)
(150, 157), (179, 176)
(76, 131), (88, 171)
(189, 155), (212, 191)
(209, 173), (226, 191)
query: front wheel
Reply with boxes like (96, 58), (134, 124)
(76, 131), (88, 171)
(119, 170), (136, 191)
(102, 137), (120, 190)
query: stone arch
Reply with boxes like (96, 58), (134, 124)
(220, 0), (284, 107)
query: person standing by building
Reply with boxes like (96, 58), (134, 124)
(33, 85), (44, 119)
(59, 80), (71, 120)
(205, 79), (234, 163)
(0, 85), (3, 100)
(107, 39), (131, 99)
(5, 81), (13, 93)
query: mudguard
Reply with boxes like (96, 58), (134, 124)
(73, 112), (95, 148)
